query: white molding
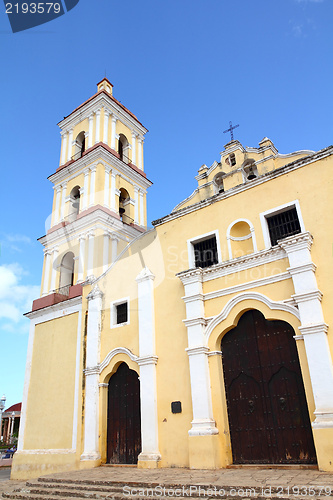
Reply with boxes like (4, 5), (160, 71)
(99, 347), (139, 373)
(205, 292), (300, 343)
(203, 272), (291, 301)
(110, 297), (130, 329)
(18, 301), (82, 451)
(154, 147), (333, 227)
(58, 92), (147, 138)
(15, 449), (76, 455)
(177, 245), (286, 283)
(259, 199), (305, 249)
(187, 229), (222, 269)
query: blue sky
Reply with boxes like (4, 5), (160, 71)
(0, 0), (332, 409)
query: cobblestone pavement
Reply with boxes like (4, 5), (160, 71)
(1, 466), (333, 498)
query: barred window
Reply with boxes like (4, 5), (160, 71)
(193, 236), (218, 268)
(267, 208), (301, 246)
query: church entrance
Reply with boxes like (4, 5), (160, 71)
(107, 363), (141, 464)
(221, 310), (317, 464)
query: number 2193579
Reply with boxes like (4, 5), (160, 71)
(5, 3), (61, 14)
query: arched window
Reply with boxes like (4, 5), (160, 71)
(243, 159), (258, 181)
(213, 172), (225, 194)
(74, 132), (86, 160)
(118, 134), (129, 163)
(68, 186), (80, 222)
(227, 219), (257, 259)
(119, 188), (131, 223)
(59, 251), (75, 290)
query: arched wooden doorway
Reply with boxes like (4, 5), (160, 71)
(107, 363), (141, 464)
(221, 310), (317, 464)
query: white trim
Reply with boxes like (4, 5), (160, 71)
(187, 230), (222, 269)
(99, 347), (139, 373)
(18, 301), (82, 451)
(205, 292), (300, 343)
(259, 199), (305, 249)
(203, 272), (291, 301)
(110, 297), (130, 328)
(15, 449), (76, 455)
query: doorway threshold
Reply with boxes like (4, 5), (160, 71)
(102, 464), (137, 468)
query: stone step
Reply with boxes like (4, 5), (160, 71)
(4, 478), (333, 500)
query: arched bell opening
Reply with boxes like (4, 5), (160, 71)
(119, 188), (131, 224)
(118, 134), (129, 163)
(68, 185), (80, 222)
(74, 131), (86, 160)
(58, 251), (75, 292)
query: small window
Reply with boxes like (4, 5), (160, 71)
(110, 298), (130, 328)
(116, 302), (128, 324)
(193, 236), (218, 268)
(267, 208), (301, 246)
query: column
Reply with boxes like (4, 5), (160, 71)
(82, 169), (89, 211)
(77, 235), (86, 283)
(86, 232), (95, 279)
(67, 128), (73, 162)
(279, 232), (333, 428)
(50, 247), (59, 291)
(81, 285), (103, 462)
(60, 132), (67, 165)
(136, 268), (161, 467)
(95, 109), (101, 144)
(131, 132), (136, 165)
(134, 187), (139, 225)
(104, 167), (111, 208)
(103, 231), (110, 274)
(137, 137), (143, 170)
(103, 108), (109, 145)
(53, 185), (61, 225)
(88, 114), (94, 148)
(10, 413), (15, 444)
(89, 166), (96, 207)
(42, 250), (52, 295)
(110, 171), (116, 211)
(139, 190), (144, 226)
(111, 234), (118, 263)
(111, 115), (117, 150)
(60, 183), (67, 221)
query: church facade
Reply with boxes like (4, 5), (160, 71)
(11, 80), (333, 479)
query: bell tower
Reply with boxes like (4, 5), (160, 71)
(39, 79), (152, 297)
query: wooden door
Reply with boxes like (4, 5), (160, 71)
(107, 363), (141, 464)
(221, 310), (317, 464)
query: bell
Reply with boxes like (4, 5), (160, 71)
(247, 166), (256, 180)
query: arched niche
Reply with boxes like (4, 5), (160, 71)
(74, 131), (86, 160)
(213, 172), (225, 194)
(68, 185), (80, 222)
(227, 218), (257, 259)
(59, 251), (75, 290)
(118, 134), (129, 163)
(242, 159), (258, 181)
(119, 188), (131, 224)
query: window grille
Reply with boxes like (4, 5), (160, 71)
(116, 302), (128, 324)
(267, 208), (301, 246)
(230, 153), (236, 166)
(193, 237), (218, 268)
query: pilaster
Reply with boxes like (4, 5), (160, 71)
(136, 268), (161, 468)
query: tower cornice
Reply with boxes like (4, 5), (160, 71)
(58, 91), (148, 137)
(48, 144), (153, 190)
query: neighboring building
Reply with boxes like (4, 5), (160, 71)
(11, 79), (333, 479)
(1, 403), (21, 445)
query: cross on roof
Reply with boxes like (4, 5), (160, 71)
(223, 121), (239, 141)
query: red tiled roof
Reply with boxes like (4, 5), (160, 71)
(58, 89), (146, 130)
(4, 403), (21, 412)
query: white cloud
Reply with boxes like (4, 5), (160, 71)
(1, 233), (33, 253)
(0, 264), (39, 330)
